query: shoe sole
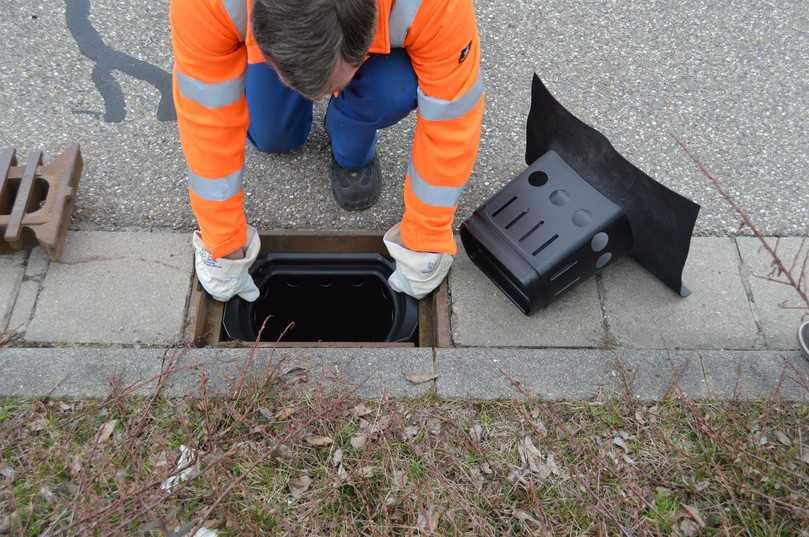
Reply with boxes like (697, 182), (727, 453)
(331, 182), (381, 211)
(799, 320), (809, 360)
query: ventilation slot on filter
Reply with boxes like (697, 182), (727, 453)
(553, 276), (581, 296)
(532, 234), (559, 256)
(505, 209), (529, 230)
(490, 195), (517, 218)
(519, 220), (544, 242)
(550, 260), (578, 281)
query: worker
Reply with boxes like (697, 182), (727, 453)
(170, 0), (483, 302)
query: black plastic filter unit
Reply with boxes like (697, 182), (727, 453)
(461, 74), (700, 315)
(223, 253), (419, 343)
(461, 151), (632, 314)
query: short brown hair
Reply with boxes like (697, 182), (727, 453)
(252, 0), (377, 99)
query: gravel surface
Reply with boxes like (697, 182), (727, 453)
(1, 0), (807, 236)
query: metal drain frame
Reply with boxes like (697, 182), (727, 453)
(185, 230), (451, 348)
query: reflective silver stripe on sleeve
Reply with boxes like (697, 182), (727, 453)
(417, 75), (483, 121)
(176, 70), (245, 109)
(188, 169), (243, 201)
(407, 161), (463, 208)
(222, 0), (247, 40)
(389, 0), (421, 47)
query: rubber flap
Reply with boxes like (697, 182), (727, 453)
(525, 74), (700, 296)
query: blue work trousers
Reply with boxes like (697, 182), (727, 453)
(245, 49), (417, 170)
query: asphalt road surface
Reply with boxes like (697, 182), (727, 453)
(1, 0), (807, 236)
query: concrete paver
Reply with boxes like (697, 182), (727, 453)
(436, 348), (616, 399)
(0, 252), (25, 332)
(0, 347), (166, 397)
(602, 238), (759, 350)
(24, 232), (193, 345)
(450, 248), (605, 348)
(737, 237), (808, 350)
(167, 348), (435, 399)
(436, 348), (809, 401)
(0, 347), (435, 398)
(7, 280), (39, 334)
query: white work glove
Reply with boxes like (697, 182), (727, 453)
(383, 223), (454, 300)
(193, 225), (261, 302)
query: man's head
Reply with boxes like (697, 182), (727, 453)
(252, 0), (377, 100)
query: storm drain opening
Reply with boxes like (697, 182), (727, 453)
(186, 231), (451, 348)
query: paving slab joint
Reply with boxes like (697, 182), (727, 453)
(595, 272), (618, 349)
(1, 251), (27, 333)
(733, 236), (768, 349)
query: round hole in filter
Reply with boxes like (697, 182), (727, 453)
(572, 209), (592, 227)
(591, 232), (609, 252)
(549, 189), (569, 206)
(528, 171), (549, 187)
(595, 252), (612, 269)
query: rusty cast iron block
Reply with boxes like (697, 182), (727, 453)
(0, 144), (82, 260)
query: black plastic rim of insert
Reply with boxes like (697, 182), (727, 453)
(222, 252), (419, 343)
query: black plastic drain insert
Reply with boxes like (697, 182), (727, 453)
(222, 253), (419, 343)
(461, 151), (632, 314)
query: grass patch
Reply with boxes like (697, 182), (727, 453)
(1, 356), (808, 536)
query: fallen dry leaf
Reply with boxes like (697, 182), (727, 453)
(350, 433), (368, 450)
(336, 463), (348, 481)
(519, 436), (545, 475)
(332, 448), (343, 467)
(469, 423), (483, 443)
(613, 436), (629, 453)
(401, 425), (419, 441)
(68, 455), (82, 477)
(358, 466), (377, 478)
(275, 407), (296, 421)
(304, 435), (333, 447)
(369, 415), (392, 434)
(417, 506), (441, 534)
(679, 518), (700, 537)
(289, 475), (311, 499)
(0, 463), (15, 480)
(404, 372), (439, 385)
(775, 431), (792, 446)
(513, 509), (541, 526)
(29, 416), (48, 432)
(271, 444), (293, 460)
(352, 403), (372, 418)
(95, 420), (117, 444)
(681, 504), (706, 528)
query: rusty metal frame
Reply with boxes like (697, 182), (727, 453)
(185, 230), (452, 348)
(0, 145), (82, 260)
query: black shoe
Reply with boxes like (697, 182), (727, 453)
(330, 156), (382, 211)
(799, 321), (809, 360)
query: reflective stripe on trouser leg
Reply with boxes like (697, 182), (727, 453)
(327, 49), (417, 170)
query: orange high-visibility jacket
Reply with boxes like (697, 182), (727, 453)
(171, 0), (483, 258)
